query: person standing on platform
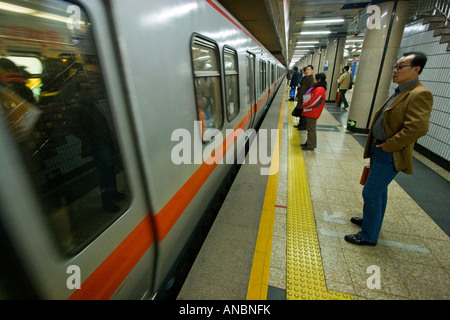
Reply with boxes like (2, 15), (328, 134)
(345, 52), (434, 246)
(337, 66), (351, 109)
(289, 66), (300, 101)
(293, 65), (314, 130)
(300, 72), (327, 151)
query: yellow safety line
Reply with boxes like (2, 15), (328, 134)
(246, 86), (286, 300)
(286, 92), (356, 300)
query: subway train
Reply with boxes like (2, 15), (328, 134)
(0, 0), (285, 299)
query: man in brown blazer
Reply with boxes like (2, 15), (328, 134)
(345, 52), (433, 246)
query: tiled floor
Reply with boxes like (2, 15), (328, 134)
(178, 86), (449, 300)
(269, 96), (450, 300)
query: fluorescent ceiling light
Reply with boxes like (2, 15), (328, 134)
(0, 2), (36, 14)
(295, 45), (315, 48)
(346, 39), (364, 42)
(33, 12), (70, 24)
(300, 31), (331, 35)
(304, 19), (344, 24)
(297, 41), (319, 44)
(0, 1), (85, 25)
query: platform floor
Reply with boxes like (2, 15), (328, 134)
(177, 85), (450, 300)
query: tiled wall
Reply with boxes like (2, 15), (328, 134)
(392, 20), (450, 162)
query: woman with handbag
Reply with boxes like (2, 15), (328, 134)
(300, 73), (327, 151)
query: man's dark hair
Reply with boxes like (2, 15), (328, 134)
(343, 65), (350, 71)
(306, 64), (314, 70)
(403, 51), (427, 74)
(0, 58), (20, 73)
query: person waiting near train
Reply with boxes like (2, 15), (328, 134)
(293, 65), (314, 130)
(337, 65), (351, 109)
(0, 58), (35, 104)
(300, 73), (327, 151)
(67, 56), (127, 212)
(202, 77), (215, 119)
(345, 52), (433, 246)
(0, 58), (40, 140)
(289, 66), (301, 101)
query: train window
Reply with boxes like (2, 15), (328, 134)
(271, 64), (275, 85)
(246, 52), (256, 117)
(260, 60), (267, 93)
(223, 47), (239, 122)
(191, 36), (223, 140)
(0, 0), (130, 255)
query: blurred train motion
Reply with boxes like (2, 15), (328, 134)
(0, 0), (284, 299)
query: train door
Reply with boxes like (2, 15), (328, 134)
(267, 62), (271, 98)
(259, 60), (267, 109)
(266, 61), (269, 94)
(271, 64), (275, 90)
(246, 52), (256, 128)
(0, 0), (155, 299)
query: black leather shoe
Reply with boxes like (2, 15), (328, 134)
(300, 143), (307, 147)
(350, 217), (363, 226)
(301, 146), (314, 151)
(344, 234), (376, 246)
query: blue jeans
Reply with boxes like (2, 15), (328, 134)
(358, 142), (398, 243)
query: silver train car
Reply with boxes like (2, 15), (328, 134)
(0, 0), (284, 299)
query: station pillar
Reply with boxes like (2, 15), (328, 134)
(347, 0), (411, 133)
(313, 48), (324, 74)
(323, 36), (346, 102)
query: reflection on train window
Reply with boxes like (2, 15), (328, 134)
(223, 47), (239, 122)
(0, 0), (130, 255)
(191, 36), (223, 139)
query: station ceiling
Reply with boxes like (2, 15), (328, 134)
(217, 0), (371, 67)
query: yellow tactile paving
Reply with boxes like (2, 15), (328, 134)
(286, 89), (357, 300)
(247, 87), (286, 300)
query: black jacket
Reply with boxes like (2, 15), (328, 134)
(290, 71), (301, 87)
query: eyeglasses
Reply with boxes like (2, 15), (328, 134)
(393, 64), (413, 70)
